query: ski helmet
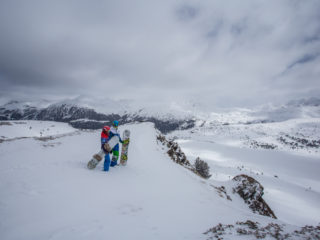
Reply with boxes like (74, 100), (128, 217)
(103, 126), (110, 133)
(113, 120), (119, 128)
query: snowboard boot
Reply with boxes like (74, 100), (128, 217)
(110, 155), (118, 167)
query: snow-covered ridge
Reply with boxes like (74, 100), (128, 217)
(0, 98), (197, 133)
(1, 99), (52, 110)
(1, 121), (319, 239)
(1, 96), (320, 134)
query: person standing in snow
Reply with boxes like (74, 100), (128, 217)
(101, 120), (128, 171)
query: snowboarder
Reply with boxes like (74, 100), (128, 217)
(102, 120), (129, 171)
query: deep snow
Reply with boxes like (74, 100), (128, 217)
(0, 121), (319, 239)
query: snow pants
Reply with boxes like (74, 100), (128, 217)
(103, 143), (119, 171)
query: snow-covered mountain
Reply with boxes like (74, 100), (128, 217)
(0, 98), (196, 133)
(190, 97), (320, 126)
(1, 96), (320, 134)
(1, 97), (320, 239)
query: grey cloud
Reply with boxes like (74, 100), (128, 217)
(287, 54), (319, 70)
(0, 0), (320, 108)
(230, 18), (248, 36)
(206, 20), (224, 39)
(176, 5), (199, 21)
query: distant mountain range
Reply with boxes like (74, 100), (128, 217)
(0, 100), (195, 133)
(1, 97), (319, 133)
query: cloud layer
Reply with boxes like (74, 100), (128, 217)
(0, 0), (319, 107)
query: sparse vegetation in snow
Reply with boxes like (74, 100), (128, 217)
(204, 221), (320, 240)
(194, 157), (212, 179)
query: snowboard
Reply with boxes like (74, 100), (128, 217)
(87, 135), (119, 169)
(87, 149), (104, 169)
(102, 135), (119, 153)
(120, 129), (130, 166)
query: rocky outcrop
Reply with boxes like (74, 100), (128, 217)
(204, 221), (320, 240)
(232, 174), (276, 219)
(157, 134), (191, 167)
(157, 134), (212, 179)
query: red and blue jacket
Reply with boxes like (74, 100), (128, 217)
(101, 126), (123, 145)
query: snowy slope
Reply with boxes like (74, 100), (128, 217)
(169, 117), (320, 227)
(176, 118), (320, 157)
(0, 121), (319, 240)
(175, 139), (320, 226)
(0, 122), (235, 240)
(0, 121), (76, 140)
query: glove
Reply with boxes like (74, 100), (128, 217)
(122, 139), (130, 145)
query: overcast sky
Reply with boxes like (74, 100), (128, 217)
(0, 0), (319, 108)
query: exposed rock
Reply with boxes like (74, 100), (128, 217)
(204, 221), (320, 240)
(212, 185), (232, 201)
(248, 140), (278, 150)
(204, 223), (234, 239)
(278, 134), (320, 149)
(157, 134), (213, 180)
(232, 174), (276, 219)
(157, 134), (191, 167)
(0, 122), (12, 126)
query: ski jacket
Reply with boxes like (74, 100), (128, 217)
(101, 126), (110, 144)
(101, 130), (109, 139)
(108, 126), (123, 144)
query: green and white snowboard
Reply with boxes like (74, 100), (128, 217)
(120, 129), (130, 166)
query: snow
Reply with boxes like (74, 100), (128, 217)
(178, 118), (320, 157)
(0, 121), (77, 139)
(174, 139), (320, 226)
(48, 95), (129, 116)
(0, 122), (237, 239)
(1, 120), (320, 239)
(170, 116), (320, 227)
(1, 100), (52, 111)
